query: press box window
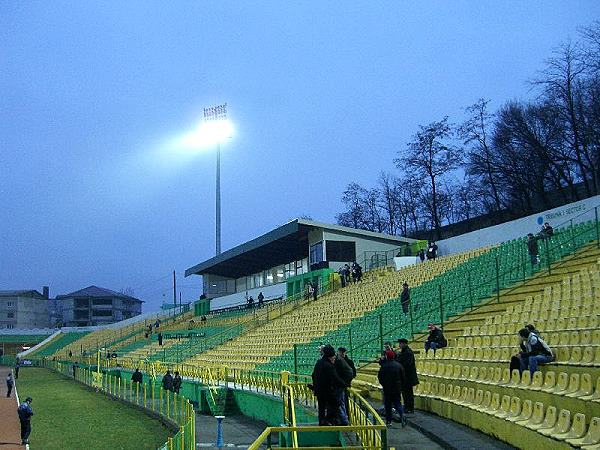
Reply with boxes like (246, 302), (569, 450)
(310, 242), (324, 265)
(326, 240), (356, 262)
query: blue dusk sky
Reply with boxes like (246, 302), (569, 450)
(1, 2), (598, 312)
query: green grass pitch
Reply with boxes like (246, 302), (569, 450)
(16, 367), (172, 450)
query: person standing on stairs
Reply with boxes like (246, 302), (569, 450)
(400, 283), (410, 315)
(397, 339), (418, 414)
(311, 345), (346, 426)
(527, 233), (539, 266)
(378, 350), (407, 427)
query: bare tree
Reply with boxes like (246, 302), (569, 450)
(395, 117), (461, 239)
(458, 99), (504, 212)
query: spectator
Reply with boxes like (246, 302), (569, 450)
(155, 319), (161, 329)
(311, 281), (318, 302)
(173, 371), (182, 394)
(396, 339), (418, 414)
(200, 315), (207, 322)
(344, 264), (351, 284)
(424, 324), (447, 355)
(527, 233), (539, 266)
(162, 370), (174, 391)
(400, 283), (410, 315)
(6, 372), (13, 398)
(426, 242), (438, 260)
(257, 292), (264, 308)
(17, 396), (34, 445)
(338, 266), (346, 288)
(311, 345), (346, 426)
(377, 350), (407, 427)
(334, 348), (354, 425)
(518, 328), (554, 376)
(539, 222), (554, 239)
(338, 347), (356, 419)
(15, 359), (20, 379)
(418, 249), (425, 263)
(68, 350), (73, 358)
(131, 368), (143, 383)
(158, 332), (163, 346)
(248, 296), (254, 308)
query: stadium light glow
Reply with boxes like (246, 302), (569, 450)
(178, 119), (234, 151)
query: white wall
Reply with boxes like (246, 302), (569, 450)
(438, 196), (600, 256)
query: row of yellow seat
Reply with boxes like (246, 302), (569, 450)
(463, 314), (600, 337)
(454, 329), (600, 349)
(415, 381), (600, 447)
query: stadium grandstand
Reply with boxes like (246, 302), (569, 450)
(4, 197), (600, 449)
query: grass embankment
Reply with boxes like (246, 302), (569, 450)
(16, 367), (172, 450)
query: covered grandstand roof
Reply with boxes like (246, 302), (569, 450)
(185, 218), (416, 279)
(56, 285), (143, 302)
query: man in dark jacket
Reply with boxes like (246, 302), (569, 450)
(424, 324), (447, 355)
(131, 368), (143, 383)
(18, 397), (33, 445)
(162, 370), (174, 391)
(397, 339), (418, 414)
(173, 371), (182, 394)
(527, 233), (539, 266)
(334, 348), (354, 425)
(400, 283), (410, 315)
(311, 345), (346, 425)
(378, 350), (406, 426)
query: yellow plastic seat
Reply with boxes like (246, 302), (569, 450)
(582, 347), (596, 365)
(521, 402), (546, 429)
(540, 371), (558, 392)
(452, 365), (461, 379)
(570, 347), (583, 364)
(508, 369), (520, 386)
(438, 383), (447, 398)
(529, 371), (544, 390)
(567, 373), (592, 398)
(567, 416), (600, 447)
(498, 368), (511, 385)
(508, 399), (531, 423)
(563, 373), (580, 396)
(494, 395), (512, 419)
(491, 367), (502, 384)
(473, 391), (492, 412)
(488, 393), (501, 415)
(472, 389), (484, 409)
(555, 413), (586, 441)
(539, 409), (571, 437)
(580, 376), (600, 402)
(478, 367), (488, 383)
(528, 405), (557, 431)
(468, 366), (479, 381)
(461, 365), (470, 379)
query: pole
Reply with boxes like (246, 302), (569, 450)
(494, 257), (500, 304)
(216, 142), (221, 255)
(348, 329), (353, 360)
(438, 285), (444, 329)
(468, 270), (473, 310)
(378, 314), (384, 350)
(173, 271), (177, 309)
(293, 344), (298, 375)
(595, 207), (599, 249)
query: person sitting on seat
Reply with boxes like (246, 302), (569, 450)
(424, 324), (447, 355)
(518, 327), (554, 376)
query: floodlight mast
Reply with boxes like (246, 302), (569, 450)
(203, 103), (228, 255)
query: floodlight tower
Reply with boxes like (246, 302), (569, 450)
(202, 103), (230, 255)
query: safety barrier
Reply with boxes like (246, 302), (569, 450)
(106, 359), (387, 449)
(37, 359), (195, 450)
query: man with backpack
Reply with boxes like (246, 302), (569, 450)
(424, 324), (447, 355)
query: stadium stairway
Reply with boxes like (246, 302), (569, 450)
(179, 247), (491, 371)
(355, 242), (600, 450)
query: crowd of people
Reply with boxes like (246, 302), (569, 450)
(310, 338), (419, 427)
(337, 262), (363, 288)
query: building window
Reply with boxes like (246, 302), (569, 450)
(7, 302), (12, 308)
(92, 310), (113, 317)
(325, 240), (356, 262)
(92, 299), (113, 306)
(7, 312), (14, 319)
(309, 242), (324, 265)
(7, 324), (14, 329)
